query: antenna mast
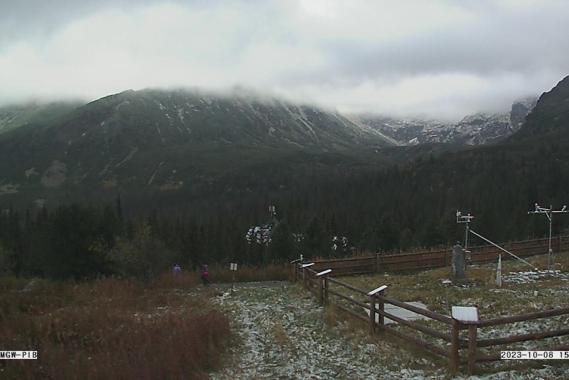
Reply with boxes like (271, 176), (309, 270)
(456, 210), (474, 252)
(528, 203), (568, 270)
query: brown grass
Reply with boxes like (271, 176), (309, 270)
(271, 321), (290, 347)
(338, 251), (569, 317)
(323, 304), (338, 327)
(0, 276), (230, 379)
(150, 271), (200, 289)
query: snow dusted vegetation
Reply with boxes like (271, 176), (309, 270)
(207, 253), (569, 379)
(502, 269), (569, 284)
(209, 282), (437, 379)
(207, 277), (569, 379)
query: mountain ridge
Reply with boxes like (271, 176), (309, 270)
(512, 75), (569, 142)
(0, 88), (395, 208)
(354, 97), (537, 146)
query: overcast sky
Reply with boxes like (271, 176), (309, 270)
(1, 0), (568, 120)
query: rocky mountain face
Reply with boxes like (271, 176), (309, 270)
(0, 89), (394, 207)
(509, 97), (539, 131)
(512, 76), (569, 142)
(356, 97), (537, 146)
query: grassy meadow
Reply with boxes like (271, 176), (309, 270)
(341, 251), (569, 317)
(0, 274), (230, 379)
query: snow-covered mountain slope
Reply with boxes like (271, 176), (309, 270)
(355, 98), (537, 146)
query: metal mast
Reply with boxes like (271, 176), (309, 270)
(528, 203), (568, 270)
(456, 210), (474, 252)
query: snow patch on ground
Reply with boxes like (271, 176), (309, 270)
(364, 301), (431, 325)
(503, 270), (569, 284)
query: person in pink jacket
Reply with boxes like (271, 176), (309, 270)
(200, 264), (209, 285)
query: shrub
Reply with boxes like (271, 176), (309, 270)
(107, 222), (177, 281)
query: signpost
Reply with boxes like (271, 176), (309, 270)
(368, 285), (388, 332)
(301, 263), (314, 286)
(451, 306), (479, 375)
(230, 262), (237, 291)
(316, 269), (332, 305)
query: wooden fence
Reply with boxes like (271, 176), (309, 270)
(296, 265), (569, 375)
(310, 235), (569, 276)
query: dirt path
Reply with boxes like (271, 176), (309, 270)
(209, 282), (435, 379)
(208, 282), (569, 380)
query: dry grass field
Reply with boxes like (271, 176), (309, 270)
(0, 274), (230, 379)
(342, 252), (569, 317)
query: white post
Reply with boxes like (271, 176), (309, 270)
(548, 207), (553, 270)
(465, 222), (470, 252)
(496, 254), (502, 287)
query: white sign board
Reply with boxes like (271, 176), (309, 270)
(230, 263), (238, 271)
(452, 306), (479, 323)
(316, 269), (332, 277)
(368, 285), (388, 296)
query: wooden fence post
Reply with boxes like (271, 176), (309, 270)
(324, 276), (329, 305)
(319, 276), (324, 305)
(369, 294), (376, 334)
(301, 263), (315, 289)
(368, 285), (388, 335)
(451, 305), (479, 376)
(467, 324), (478, 375)
(315, 269), (331, 305)
(449, 319), (460, 374)
(378, 289), (385, 330)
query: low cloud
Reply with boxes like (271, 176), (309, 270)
(1, 0), (568, 120)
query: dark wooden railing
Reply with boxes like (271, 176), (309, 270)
(310, 235), (569, 276)
(295, 264), (569, 375)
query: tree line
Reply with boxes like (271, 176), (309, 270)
(2, 136), (569, 280)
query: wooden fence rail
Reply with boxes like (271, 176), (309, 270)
(311, 235), (569, 276)
(295, 263), (569, 375)
(464, 308), (569, 374)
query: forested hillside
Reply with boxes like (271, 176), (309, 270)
(1, 77), (569, 279)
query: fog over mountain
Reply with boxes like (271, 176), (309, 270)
(1, 0), (569, 120)
(355, 97), (538, 146)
